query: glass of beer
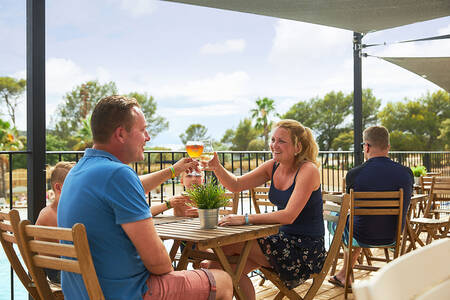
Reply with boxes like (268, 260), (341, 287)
(199, 140), (214, 167)
(186, 141), (204, 175)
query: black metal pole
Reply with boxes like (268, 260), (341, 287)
(27, 0), (46, 223)
(353, 32), (363, 166)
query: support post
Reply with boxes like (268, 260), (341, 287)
(353, 32), (363, 166)
(27, 0), (46, 223)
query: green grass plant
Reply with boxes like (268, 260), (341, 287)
(186, 179), (229, 209)
(411, 165), (427, 177)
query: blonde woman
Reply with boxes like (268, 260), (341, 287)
(205, 119), (325, 300)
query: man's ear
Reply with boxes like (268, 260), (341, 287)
(112, 126), (127, 144)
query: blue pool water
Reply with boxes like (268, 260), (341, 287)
(0, 248), (28, 300)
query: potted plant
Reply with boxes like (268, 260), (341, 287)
(186, 179), (229, 229)
(411, 165), (427, 185)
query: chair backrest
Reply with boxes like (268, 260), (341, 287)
(250, 186), (275, 214)
(17, 220), (104, 300)
(322, 193), (350, 263)
(420, 175), (434, 194)
(303, 193), (350, 298)
(0, 209), (41, 300)
(426, 171), (442, 176)
(349, 189), (403, 257)
(219, 192), (239, 215)
(353, 238), (450, 300)
(426, 176), (450, 216)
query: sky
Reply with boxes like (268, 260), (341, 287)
(1, 0), (449, 149)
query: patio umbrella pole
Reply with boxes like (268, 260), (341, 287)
(353, 32), (363, 167)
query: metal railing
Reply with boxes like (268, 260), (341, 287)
(1, 149), (449, 299)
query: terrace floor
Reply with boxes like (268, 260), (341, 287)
(253, 248), (383, 300)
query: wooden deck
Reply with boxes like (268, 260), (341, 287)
(254, 251), (380, 300)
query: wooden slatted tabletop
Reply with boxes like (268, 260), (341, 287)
(155, 217), (279, 251)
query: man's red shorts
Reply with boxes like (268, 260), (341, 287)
(143, 269), (216, 300)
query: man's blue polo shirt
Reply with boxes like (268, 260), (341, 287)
(346, 156), (413, 245)
(57, 148), (151, 300)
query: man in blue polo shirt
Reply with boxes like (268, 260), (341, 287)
(58, 95), (232, 300)
(329, 125), (413, 287)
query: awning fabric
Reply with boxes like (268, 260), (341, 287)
(164, 0), (450, 33)
(380, 57), (450, 92)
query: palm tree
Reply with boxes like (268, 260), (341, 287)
(73, 118), (93, 151)
(250, 98), (276, 150)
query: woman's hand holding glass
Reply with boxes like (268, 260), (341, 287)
(201, 151), (220, 171)
(173, 157), (199, 175)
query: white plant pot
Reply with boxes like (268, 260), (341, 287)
(414, 177), (420, 185)
(198, 208), (219, 229)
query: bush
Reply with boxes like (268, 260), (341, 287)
(410, 165), (427, 177)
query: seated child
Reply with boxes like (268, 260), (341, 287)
(36, 161), (75, 284)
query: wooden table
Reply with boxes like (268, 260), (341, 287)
(400, 193), (429, 255)
(154, 217), (280, 300)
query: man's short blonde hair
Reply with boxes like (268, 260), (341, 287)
(50, 162), (75, 189)
(363, 126), (390, 150)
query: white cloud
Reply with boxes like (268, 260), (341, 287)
(200, 39), (246, 54)
(11, 58), (115, 130)
(46, 58), (91, 94)
(119, 0), (157, 17)
(156, 71), (250, 102)
(263, 20), (354, 97)
(160, 103), (243, 117)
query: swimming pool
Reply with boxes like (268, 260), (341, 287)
(0, 249), (27, 300)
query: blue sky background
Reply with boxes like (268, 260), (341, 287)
(1, 0), (449, 149)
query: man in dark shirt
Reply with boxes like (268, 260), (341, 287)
(329, 125), (413, 287)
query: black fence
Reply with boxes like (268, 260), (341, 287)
(0, 150), (449, 299)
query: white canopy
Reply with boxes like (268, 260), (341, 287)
(164, 0), (450, 33)
(380, 57), (450, 92)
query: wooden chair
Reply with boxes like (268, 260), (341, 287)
(426, 177), (450, 218)
(420, 175), (433, 194)
(0, 209), (63, 300)
(344, 189), (404, 299)
(17, 220), (104, 300)
(410, 177), (450, 245)
(250, 186), (275, 214)
(258, 193), (350, 300)
(219, 192), (240, 215)
(0, 209), (42, 299)
(353, 238), (450, 300)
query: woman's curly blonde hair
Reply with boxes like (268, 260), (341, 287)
(273, 119), (320, 167)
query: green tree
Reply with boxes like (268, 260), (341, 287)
(250, 97), (276, 150)
(220, 129), (235, 150)
(347, 88), (382, 129)
(73, 117), (93, 151)
(379, 90), (449, 150)
(438, 119), (450, 150)
(248, 139), (265, 151)
(283, 91), (351, 150)
(282, 100), (316, 129)
(332, 130), (353, 151)
(0, 119), (24, 197)
(53, 80), (118, 139)
(231, 118), (260, 151)
(179, 124), (209, 145)
(314, 91), (352, 150)
(0, 77), (26, 127)
(127, 92), (168, 138)
(46, 133), (67, 151)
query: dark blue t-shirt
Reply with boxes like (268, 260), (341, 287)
(269, 163), (324, 237)
(346, 156), (413, 245)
